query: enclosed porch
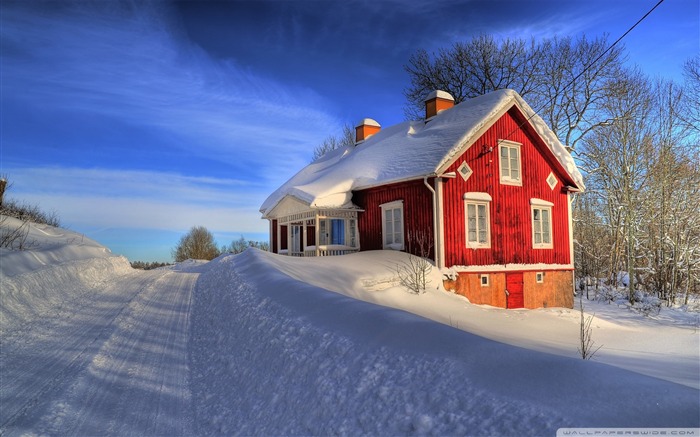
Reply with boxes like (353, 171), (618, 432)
(271, 208), (361, 257)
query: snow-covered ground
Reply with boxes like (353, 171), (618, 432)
(1, 219), (698, 436)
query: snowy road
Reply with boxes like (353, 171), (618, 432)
(0, 269), (196, 436)
(2, 245), (698, 436)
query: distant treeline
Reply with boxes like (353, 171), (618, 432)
(131, 261), (172, 270)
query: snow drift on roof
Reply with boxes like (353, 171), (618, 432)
(260, 89), (584, 217)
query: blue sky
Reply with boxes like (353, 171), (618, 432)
(2, 0), (698, 262)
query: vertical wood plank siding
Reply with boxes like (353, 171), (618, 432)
(442, 107), (573, 267)
(280, 225), (288, 251)
(353, 179), (435, 259)
(271, 219), (278, 253)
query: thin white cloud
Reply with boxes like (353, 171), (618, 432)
(8, 167), (268, 233)
(1, 1), (340, 179)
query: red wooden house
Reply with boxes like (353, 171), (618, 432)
(260, 89), (585, 309)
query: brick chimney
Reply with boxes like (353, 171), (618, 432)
(355, 118), (381, 144)
(425, 90), (455, 120)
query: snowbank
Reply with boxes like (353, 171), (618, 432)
(190, 249), (698, 435)
(0, 217), (132, 336)
(236, 248), (700, 389)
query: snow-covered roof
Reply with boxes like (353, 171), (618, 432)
(260, 89), (584, 217)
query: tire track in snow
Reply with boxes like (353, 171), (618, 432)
(0, 270), (152, 434)
(0, 269), (196, 437)
(36, 270), (196, 437)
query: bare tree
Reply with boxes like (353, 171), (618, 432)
(172, 226), (220, 262)
(403, 34), (625, 151)
(580, 68), (655, 303)
(312, 124), (355, 161)
(573, 193), (610, 299)
(404, 35), (543, 119)
(682, 55), (700, 133)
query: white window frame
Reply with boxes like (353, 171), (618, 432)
(531, 199), (553, 249)
(463, 193), (492, 249)
(536, 272), (544, 283)
(498, 140), (522, 186)
(480, 274), (490, 287)
(319, 218), (354, 247)
(380, 200), (404, 250)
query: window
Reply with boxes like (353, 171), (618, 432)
(531, 205), (553, 249)
(480, 274), (490, 287)
(536, 272), (544, 283)
(546, 172), (558, 190)
(380, 200), (404, 250)
(464, 193), (492, 248)
(499, 140), (522, 186)
(319, 218), (357, 247)
(349, 219), (357, 247)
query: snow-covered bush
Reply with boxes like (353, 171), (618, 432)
(595, 286), (626, 304)
(442, 267), (458, 282)
(631, 292), (662, 316)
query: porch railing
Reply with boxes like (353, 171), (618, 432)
(285, 246), (360, 257)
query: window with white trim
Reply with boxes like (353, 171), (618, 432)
(380, 200), (404, 250)
(499, 140), (522, 186)
(480, 274), (490, 287)
(319, 218), (353, 246)
(532, 206), (553, 248)
(536, 272), (544, 283)
(463, 192), (492, 249)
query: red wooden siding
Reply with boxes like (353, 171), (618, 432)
(279, 225), (288, 251)
(271, 219), (278, 253)
(306, 225), (316, 247)
(353, 179), (435, 259)
(442, 106), (572, 267)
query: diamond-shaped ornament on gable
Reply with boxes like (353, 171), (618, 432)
(458, 161), (472, 181)
(546, 172), (557, 190)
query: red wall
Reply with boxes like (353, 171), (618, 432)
(353, 179), (435, 259)
(441, 107), (573, 267)
(271, 219), (278, 253)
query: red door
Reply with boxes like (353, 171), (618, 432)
(506, 272), (524, 309)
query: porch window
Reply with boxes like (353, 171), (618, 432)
(380, 200), (404, 250)
(320, 218), (348, 246)
(318, 217), (358, 248)
(499, 140), (522, 186)
(349, 219), (357, 247)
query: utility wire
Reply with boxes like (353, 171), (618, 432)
(502, 0), (665, 147)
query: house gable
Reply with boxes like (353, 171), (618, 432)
(440, 106), (574, 268)
(264, 195), (311, 220)
(435, 101), (581, 191)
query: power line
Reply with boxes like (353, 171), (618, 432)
(502, 0), (665, 148)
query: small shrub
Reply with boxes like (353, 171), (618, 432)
(0, 199), (60, 227)
(396, 253), (432, 294)
(0, 216), (34, 250)
(577, 295), (602, 360)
